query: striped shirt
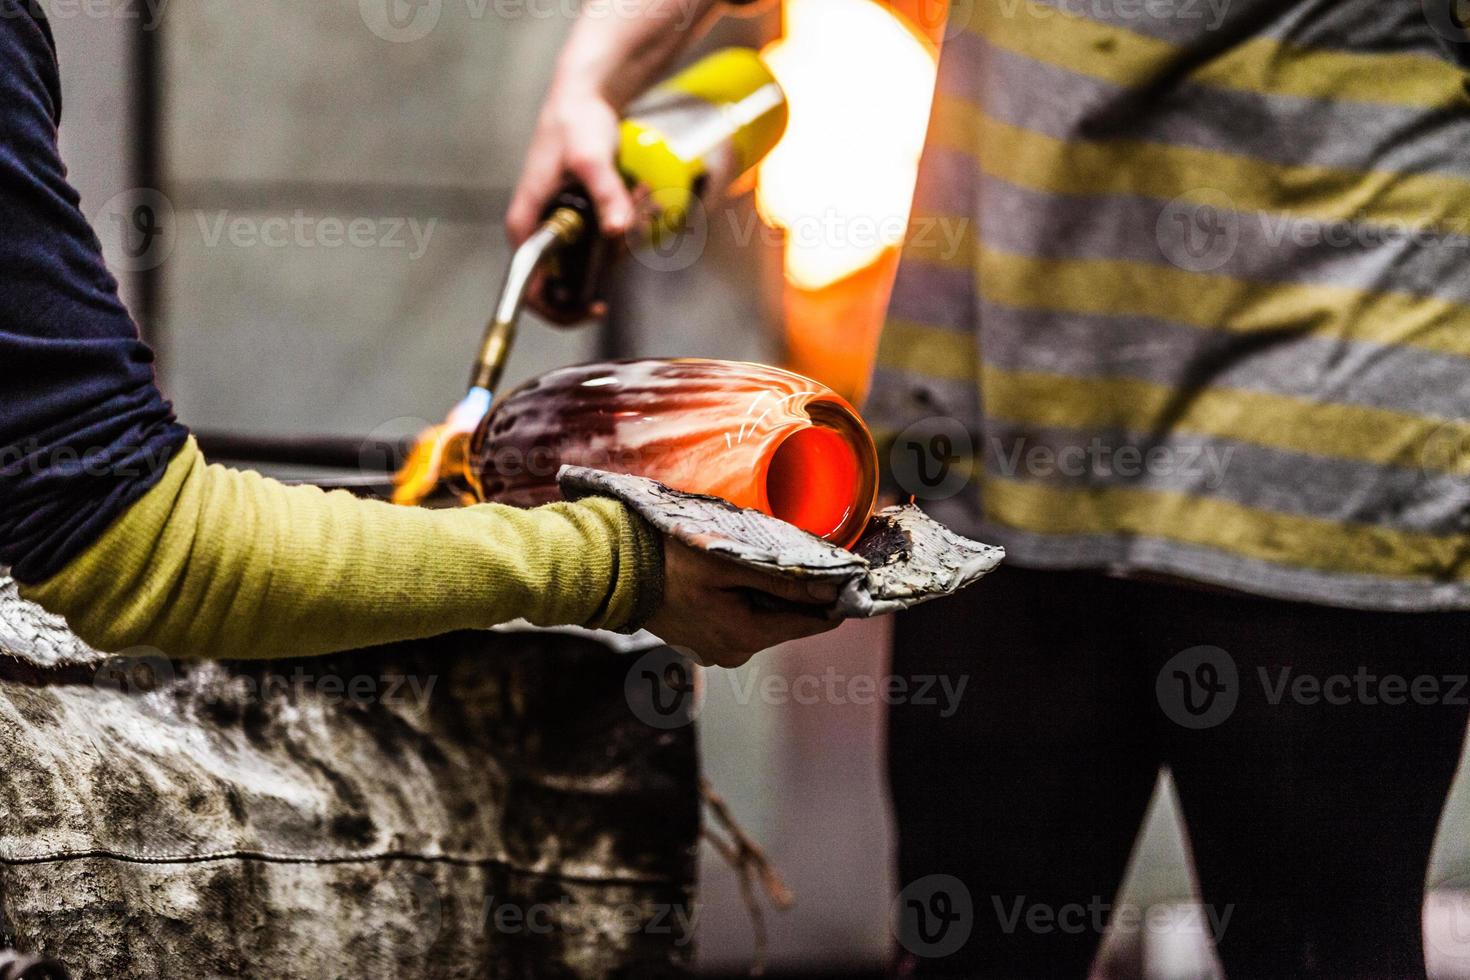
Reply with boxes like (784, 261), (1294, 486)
(866, 0), (1470, 610)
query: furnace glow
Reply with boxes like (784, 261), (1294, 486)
(756, 0), (938, 290)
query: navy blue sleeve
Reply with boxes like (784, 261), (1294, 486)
(0, 3), (189, 583)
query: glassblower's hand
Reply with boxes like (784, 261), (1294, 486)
(506, 86), (632, 323)
(645, 538), (842, 668)
(504, 0), (724, 317)
(505, 84), (632, 246)
(507, 87), (633, 245)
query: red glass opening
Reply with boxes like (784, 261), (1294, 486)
(766, 425), (861, 542)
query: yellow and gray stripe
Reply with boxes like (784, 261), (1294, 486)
(871, 0), (1470, 609)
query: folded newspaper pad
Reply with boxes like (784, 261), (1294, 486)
(558, 466), (1004, 619)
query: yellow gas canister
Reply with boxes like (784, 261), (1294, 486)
(535, 47), (789, 320)
(619, 47), (789, 241)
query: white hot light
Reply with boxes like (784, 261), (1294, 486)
(757, 0), (939, 290)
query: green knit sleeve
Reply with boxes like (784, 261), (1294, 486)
(18, 438), (664, 659)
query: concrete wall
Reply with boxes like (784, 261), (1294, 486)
(151, 0), (780, 445)
(51, 0), (143, 314)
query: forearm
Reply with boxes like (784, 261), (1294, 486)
(18, 438), (663, 660)
(556, 0), (725, 109)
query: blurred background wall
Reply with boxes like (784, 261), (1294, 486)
(48, 1), (1470, 976)
(150, 1), (781, 446)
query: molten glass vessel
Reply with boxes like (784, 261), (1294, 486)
(471, 358), (879, 548)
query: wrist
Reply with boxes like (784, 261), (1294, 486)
(549, 44), (631, 110)
(546, 76), (612, 111)
(612, 511), (666, 634)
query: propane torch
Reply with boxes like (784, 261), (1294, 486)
(393, 48), (789, 506)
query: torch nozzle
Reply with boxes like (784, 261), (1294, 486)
(469, 207), (586, 393)
(393, 207), (587, 508)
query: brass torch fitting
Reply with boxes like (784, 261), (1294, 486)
(469, 207), (587, 393)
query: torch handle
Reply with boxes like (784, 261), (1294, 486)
(535, 187), (612, 323)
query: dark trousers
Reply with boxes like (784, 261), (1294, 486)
(889, 565), (1470, 979)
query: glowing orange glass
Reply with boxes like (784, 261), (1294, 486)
(471, 358), (879, 548)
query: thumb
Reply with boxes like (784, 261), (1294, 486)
(507, 152), (562, 245)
